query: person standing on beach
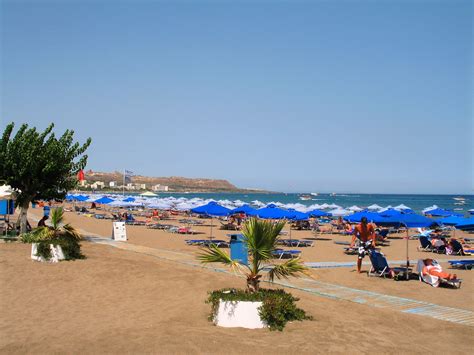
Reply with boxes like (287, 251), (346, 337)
(350, 217), (376, 273)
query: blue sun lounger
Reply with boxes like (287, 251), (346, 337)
(368, 250), (409, 278)
(448, 260), (474, 270)
(272, 249), (301, 259)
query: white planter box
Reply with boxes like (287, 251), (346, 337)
(215, 300), (266, 329)
(31, 243), (65, 263)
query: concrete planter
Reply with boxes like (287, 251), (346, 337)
(215, 300), (266, 329)
(31, 243), (65, 263)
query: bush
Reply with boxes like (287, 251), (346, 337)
(206, 288), (312, 331)
(21, 232), (84, 261)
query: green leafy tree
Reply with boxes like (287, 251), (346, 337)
(0, 122), (91, 233)
(198, 218), (309, 292)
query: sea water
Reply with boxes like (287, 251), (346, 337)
(139, 192), (473, 214)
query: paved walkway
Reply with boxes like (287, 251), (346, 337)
(83, 234), (474, 327)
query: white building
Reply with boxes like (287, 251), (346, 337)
(91, 181), (105, 189)
(152, 184), (169, 192)
(109, 181), (117, 188)
(126, 183), (135, 190)
(135, 183), (146, 190)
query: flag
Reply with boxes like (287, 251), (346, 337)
(124, 170), (134, 183)
(77, 170), (85, 181)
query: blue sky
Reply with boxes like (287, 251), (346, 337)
(1, 0), (472, 194)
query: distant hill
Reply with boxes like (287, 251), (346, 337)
(84, 170), (264, 193)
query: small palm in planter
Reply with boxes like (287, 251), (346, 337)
(198, 218), (311, 330)
(22, 207), (84, 261)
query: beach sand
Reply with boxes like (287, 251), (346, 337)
(1, 206), (473, 353)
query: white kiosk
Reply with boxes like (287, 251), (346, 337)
(112, 221), (127, 241)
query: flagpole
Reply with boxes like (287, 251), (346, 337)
(123, 169), (125, 196)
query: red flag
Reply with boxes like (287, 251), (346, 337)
(77, 170), (85, 181)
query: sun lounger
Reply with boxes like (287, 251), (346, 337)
(368, 250), (410, 278)
(448, 260), (474, 270)
(281, 239), (314, 247)
(417, 236), (434, 252)
(416, 259), (462, 288)
(177, 227), (197, 234)
(449, 239), (471, 256)
(334, 241), (351, 245)
(185, 239), (229, 247)
(272, 249), (301, 259)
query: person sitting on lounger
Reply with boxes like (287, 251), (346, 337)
(350, 217), (376, 273)
(422, 258), (457, 281)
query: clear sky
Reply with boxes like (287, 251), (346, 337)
(1, 0), (472, 194)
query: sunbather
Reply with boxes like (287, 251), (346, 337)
(422, 258), (457, 281)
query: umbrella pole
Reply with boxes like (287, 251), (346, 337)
(210, 216), (213, 240)
(406, 228), (410, 280)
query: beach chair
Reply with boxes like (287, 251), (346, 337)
(417, 236), (434, 252)
(449, 239), (470, 256)
(281, 239), (314, 247)
(448, 260), (474, 270)
(272, 249), (301, 259)
(416, 260), (462, 288)
(368, 251), (408, 278)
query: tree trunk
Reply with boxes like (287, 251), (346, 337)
(246, 275), (261, 293)
(19, 202), (29, 234)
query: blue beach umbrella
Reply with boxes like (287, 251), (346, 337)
(191, 201), (231, 217)
(74, 195), (89, 202)
(95, 196), (114, 204)
(438, 215), (466, 226)
(423, 208), (459, 217)
(307, 209), (331, 217)
(231, 204), (258, 216)
(123, 197), (136, 202)
(345, 211), (388, 224)
(455, 217), (474, 231)
(191, 202), (231, 239)
(385, 213), (441, 280)
(256, 204), (292, 219)
(286, 209), (309, 221)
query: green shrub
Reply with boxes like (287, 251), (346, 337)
(206, 288), (312, 331)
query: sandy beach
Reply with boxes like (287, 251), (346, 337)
(1, 205), (473, 354)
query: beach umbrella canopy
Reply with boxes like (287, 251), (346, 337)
(73, 195), (89, 202)
(455, 217), (474, 231)
(345, 211), (389, 223)
(367, 204), (383, 210)
(394, 204), (411, 211)
(384, 213), (439, 228)
(438, 215), (466, 226)
(286, 209), (309, 221)
(423, 208), (460, 217)
(191, 202), (231, 216)
(0, 185), (15, 200)
(307, 209), (331, 217)
(422, 205), (438, 214)
(231, 204), (258, 216)
(378, 209), (403, 217)
(256, 204), (292, 219)
(95, 196), (114, 204)
(469, 209), (474, 215)
(347, 205), (363, 212)
(123, 197), (136, 202)
(328, 208), (351, 216)
(140, 191), (158, 197)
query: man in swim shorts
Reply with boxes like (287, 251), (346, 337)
(350, 217), (376, 273)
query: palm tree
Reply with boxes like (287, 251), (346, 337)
(31, 207), (82, 259)
(198, 218), (308, 292)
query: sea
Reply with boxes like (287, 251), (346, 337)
(133, 192), (473, 215)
